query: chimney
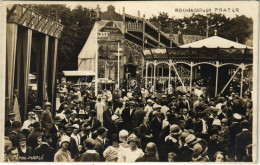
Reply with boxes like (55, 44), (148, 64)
(96, 5), (100, 18)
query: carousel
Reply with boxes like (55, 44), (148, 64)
(143, 33), (253, 97)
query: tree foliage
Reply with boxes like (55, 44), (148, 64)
(150, 12), (253, 45)
(29, 4), (96, 72)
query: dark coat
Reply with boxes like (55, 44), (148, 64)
(135, 154), (158, 162)
(93, 137), (110, 161)
(90, 118), (102, 137)
(132, 110), (146, 129)
(121, 108), (135, 131)
(80, 151), (100, 162)
(138, 123), (152, 151)
(228, 122), (242, 158)
(34, 143), (55, 161)
(18, 146), (33, 161)
(41, 110), (53, 130)
(235, 130), (252, 161)
(27, 131), (42, 149)
(49, 124), (59, 149)
(150, 117), (162, 144)
(103, 109), (113, 129)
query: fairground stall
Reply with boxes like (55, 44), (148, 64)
(143, 34), (253, 97)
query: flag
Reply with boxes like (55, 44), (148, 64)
(13, 96), (21, 123)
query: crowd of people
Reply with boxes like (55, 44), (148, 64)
(4, 80), (253, 162)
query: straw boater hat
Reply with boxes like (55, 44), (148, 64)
(8, 111), (16, 116)
(33, 106), (43, 112)
(78, 109), (86, 115)
(147, 99), (153, 103)
(185, 134), (200, 146)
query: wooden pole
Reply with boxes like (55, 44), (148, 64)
(240, 63), (244, 97)
(190, 62), (193, 92)
(95, 22), (99, 96)
(145, 62), (148, 88)
(215, 61), (219, 97)
(168, 62), (171, 93)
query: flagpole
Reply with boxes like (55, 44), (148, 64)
(117, 41), (120, 89)
(95, 22), (99, 96)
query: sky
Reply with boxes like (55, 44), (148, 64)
(66, 1), (257, 19)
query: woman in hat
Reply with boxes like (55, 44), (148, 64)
(54, 135), (73, 162)
(17, 134), (33, 161)
(119, 133), (144, 162)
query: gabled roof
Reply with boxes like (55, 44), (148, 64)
(180, 36), (252, 49)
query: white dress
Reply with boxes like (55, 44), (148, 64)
(120, 147), (144, 162)
(95, 102), (105, 123)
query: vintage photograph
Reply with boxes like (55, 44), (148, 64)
(1, 1), (258, 163)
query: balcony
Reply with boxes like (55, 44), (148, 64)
(126, 22), (143, 32)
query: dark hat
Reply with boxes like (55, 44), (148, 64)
(30, 121), (40, 128)
(64, 109), (72, 114)
(54, 116), (61, 121)
(65, 123), (74, 129)
(89, 110), (97, 116)
(18, 134), (26, 141)
(111, 134), (119, 143)
(12, 121), (22, 128)
(240, 120), (249, 129)
(97, 127), (108, 135)
(82, 123), (91, 130)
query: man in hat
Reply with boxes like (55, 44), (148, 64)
(235, 120), (252, 161)
(163, 124), (182, 161)
(89, 110), (101, 138)
(71, 124), (81, 146)
(132, 107), (146, 129)
(78, 109), (87, 127)
(138, 116), (153, 151)
(136, 142), (158, 162)
(49, 116), (61, 149)
(9, 121), (22, 148)
(103, 107), (114, 130)
(144, 99), (153, 118)
(121, 101), (136, 131)
(228, 113), (242, 159)
(54, 135), (73, 162)
(33, 106), (43, 122)
(79, 123), (93, 148)
(63, 123), (78, 158)
(120, 133), (144, 162)
(5, 111), (16, 128)
(41, 102), (53, 132)
(60, 109), (73, 127)
(107, 115), (120, 139)
(27, 121), (42, 149)
(150, 111), (163, 145)
(181, 134), (200, 161)
(191, 143), (209, 162)
(93, 127), (109, 161)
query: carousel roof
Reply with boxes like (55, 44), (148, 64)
(180, 36), (252, 49)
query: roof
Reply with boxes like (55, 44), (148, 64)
(100, 5), (123, 21)
(180, 36), (252, 49)
(78, 22), (98, 59)
(63, 70), (96, 76)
